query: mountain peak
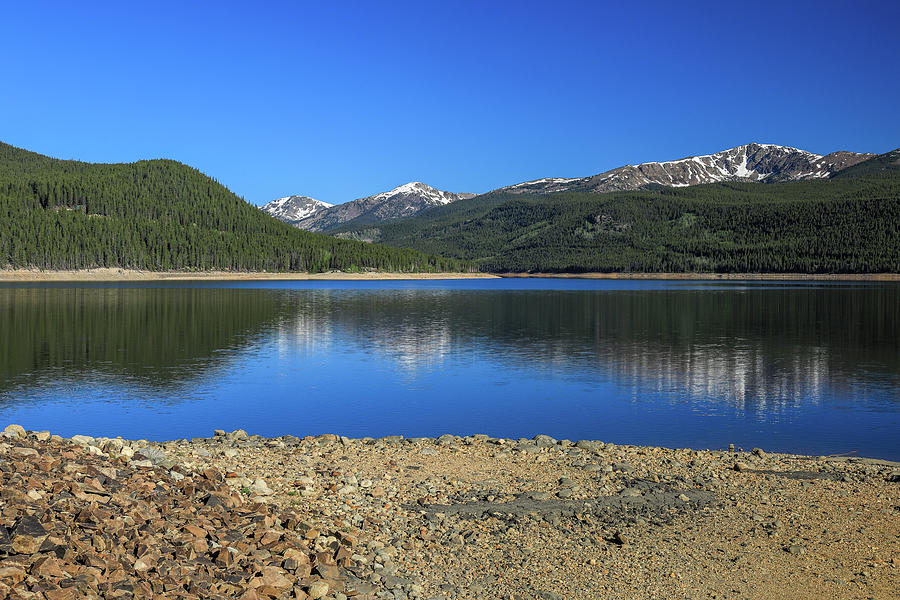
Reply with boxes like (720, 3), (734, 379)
(260, 195), (333, 224)
(263, 182), (473, 233)
(499, 143), (873, 195)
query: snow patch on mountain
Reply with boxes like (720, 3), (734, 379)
(260, 196), (333, 224)
(265, 182), (474, 233)
(497, 143), (873, 195)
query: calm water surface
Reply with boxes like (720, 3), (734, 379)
(1, 279), (898, 460)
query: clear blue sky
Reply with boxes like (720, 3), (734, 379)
(1, 1), (898, 205)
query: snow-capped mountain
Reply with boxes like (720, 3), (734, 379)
(498, 143), (873, 195)
(260, 195), (333, 225)
(268, 182), (474, 233)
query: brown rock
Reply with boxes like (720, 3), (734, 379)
(31, 556), (66, 578)
(9, 447), (38, 459)
(260, 565), (293, 589)
(43, 588), (75, 600)
(0, 566), (26, 585)
(10, 515), (48, 553)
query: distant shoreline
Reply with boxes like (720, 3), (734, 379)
(499, 272), (900, 281)
(0, 268), (499, 282)
(2, 268), (898, 282)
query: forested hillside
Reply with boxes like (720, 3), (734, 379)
(0, 142), (470, 272)
(333, 152), (900, 273)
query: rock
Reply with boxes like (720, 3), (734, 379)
(613, 461), (634, 472)
(575, 440), (603, 452)
(214, 429), (226, 436)
(10, 515), (48, 553)
(612, 531), (628, 545)
(307, 581), (330, 599)
(0, 566), (26, 585)
(224, 448), (238, 458)
(786, 544), (807, 555)
(3, 424), (26, 438)
(533, 434), (557, 447)
(229, 429), (249, 440)
(678, 493), (691, 502)
(9, 446), (38, 459)
(102, 438), (125, 453)
(34, 430), (51, 441)
(250, 477), (275, 496)
(752, 447), (767, 458)
(619, 487), (642, 497)
(134, 446), (167, 465)
(734, 462), (751, 472)
(70, 434), (95, 446)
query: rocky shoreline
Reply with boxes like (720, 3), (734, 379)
(1, 425), (897, 599)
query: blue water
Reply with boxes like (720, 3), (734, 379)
(1, 279), (898, 459)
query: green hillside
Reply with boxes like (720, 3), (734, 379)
(0, 142), (470, 272)
(334, 151), (900, 273)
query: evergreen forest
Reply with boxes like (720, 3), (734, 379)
(0, 142), (471, 273)
(333, 150), (900, 273)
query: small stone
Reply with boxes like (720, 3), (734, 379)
(752, 447), (767, 458)
(533, 434), (557, 447)
(134, 446), (167, 465)
(70, 434), (95, 446)
(2, 424), (26, 439)
(9, 447), (38, 459)
(613, 531), (627, 545)
(214, 429), (226, 436)
(786, 544), (807, 555)
(10, 515), (48, 553)
(250, 478), (275, 496)
(620, 487), (642, 497)
(678, 493), (691, 502)
(734, 462), (751, 472)
(307, 582), (329, 599)
(575, 440), (603, 452)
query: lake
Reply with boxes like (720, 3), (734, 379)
(1, 279), (898, 460)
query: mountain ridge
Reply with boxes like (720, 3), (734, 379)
(262, 182), (475, 233)
(496, 143), (873, 195)
(264, 143), (875, 231)
(330, 148), (900, 274)
(260, 195), (333, 225)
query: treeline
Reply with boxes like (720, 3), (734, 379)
(0, 142), (472, 272)
(334, 157), (900, 273)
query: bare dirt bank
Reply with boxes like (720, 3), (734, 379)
(500, 272), (900, 281)
(0, 268), (498, 282)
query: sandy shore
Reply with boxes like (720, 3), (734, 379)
(0, 268), (499, 282)
(3, 426), (897, 599)
(500, 272), (900, 281)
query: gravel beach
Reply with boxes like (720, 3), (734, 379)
(1, 425), (897, 599)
